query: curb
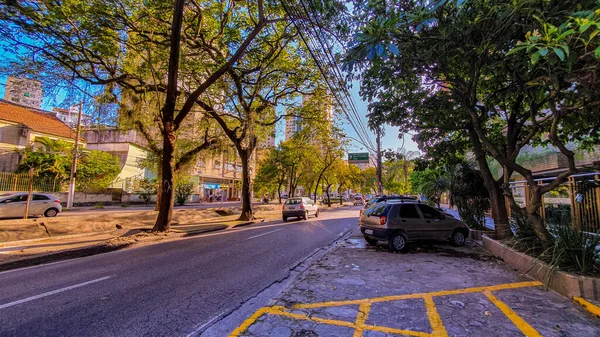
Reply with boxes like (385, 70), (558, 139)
(573, 297), (600, 318)
(0, 230), (114, 248)
(231, 221), (256, 228)
(180, 225), (229, 237)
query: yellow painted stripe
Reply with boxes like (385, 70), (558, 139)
(269, 307), (432, 337)
(227, 306), (272, 337)
(483, 290), (542, 337)
(423, 295), (448, 337)
(573, 297), (600, 318)
(352, 303), (371, 337)
(294, 281), (543, 309)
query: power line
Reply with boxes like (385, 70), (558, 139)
(281, 0), (377, 154)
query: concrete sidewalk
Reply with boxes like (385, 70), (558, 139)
(228, 230), (600, 337)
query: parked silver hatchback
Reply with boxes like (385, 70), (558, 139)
(0, 192), (62, 218)
(359, 201), (469, 252)
(282, 197), (319, 221)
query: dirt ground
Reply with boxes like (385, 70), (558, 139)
(0, 204), (283, 243)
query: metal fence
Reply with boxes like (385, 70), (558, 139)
(509, 172), (600, 233)
(0, 172), (65, 193)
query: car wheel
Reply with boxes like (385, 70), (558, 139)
(315, 209), (320, 217)
(283, 216), (288, 222)
(44, 208), (59, 217)
(451, 230), (466, 246)
(388, 233), (406, 252)
(303, 211), (308, 220)
(364, 236), (378, 246)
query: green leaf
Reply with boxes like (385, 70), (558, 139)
(556, 29), (574, 42)
(561, 45), (569, 56)
(595, 46), (600, 58)
(553, 47), (565, 61)
(538, 47), (548, 56)
(580, 24), (591, 33)
(531, 52), (540, 64)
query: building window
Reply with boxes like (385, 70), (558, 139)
(214, 160), (221, 169)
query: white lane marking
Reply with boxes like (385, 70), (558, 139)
(0, 275), (113, 310)
(184, 309), (228, 337)
(246, 229), (283, 240)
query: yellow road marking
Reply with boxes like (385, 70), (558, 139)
(268, 306), (432, 337)
(483, 290), (542, 337)
(573, 297), (600, 318)
(227, 307), (273, 337)
(352, 303), (371, 337)
(294, 281), (543, 309)
(423, 295), (448, 337)
(228, 281), (545, 337)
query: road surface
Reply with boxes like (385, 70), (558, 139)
(0, 207), (359, 336)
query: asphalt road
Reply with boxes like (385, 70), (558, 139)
(0, 207), (359, 337)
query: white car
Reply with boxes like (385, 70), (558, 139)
(282, 197), (319, 221)
(0, 192), (62, 218)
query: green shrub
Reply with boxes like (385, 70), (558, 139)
(448, 163), (490, 230)
(94, 202), (104, 209)
(175, 181), (194, 206)
(544, 218), (600, 274)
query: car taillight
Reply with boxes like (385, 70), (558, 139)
(380, 216), (387, 225)
(54, 199), (60, 203)
(359, 210), (364, 216)
(282, 205), (285, 210)
(299, 204), (304, 210)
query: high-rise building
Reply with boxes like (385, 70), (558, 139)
(285, 114), (302, 141)
(4, 76), (43, 109)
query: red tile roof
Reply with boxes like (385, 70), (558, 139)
(0, 99), (80, 140)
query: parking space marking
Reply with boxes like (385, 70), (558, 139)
(228, 281), (544, 337)
(483, 290), (542, 337)
(573, 297), (600, 318)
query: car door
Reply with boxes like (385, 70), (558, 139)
(0, 194), (28, 218)
(398, 204), (427, 239)
(30, 194), (51, 215)
(417, 204), (450, 239)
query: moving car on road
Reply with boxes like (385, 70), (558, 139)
(359, 200), (469, 252)
(353, 196), (365, 206)
(0, 192), (62, 218)
(282, 197), (319, 221)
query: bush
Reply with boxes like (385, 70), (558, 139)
(544, 218), (600, 274)
(448, 163), (490, 230)
(175, 181), (194, 206)
(138, 178), (157, 206)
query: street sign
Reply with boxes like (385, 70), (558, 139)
(348, 153), (369, 161)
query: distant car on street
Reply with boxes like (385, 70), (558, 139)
(282, 197), (319, 221)
(359, 200), (469, 252)
(0, 192), (62, 218)
(353, 196), (365, 206)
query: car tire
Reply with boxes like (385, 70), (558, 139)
(388, 232), (406, 252)
(283, 216), (288, 222)
(364, 236), (378, 246)
(303, 211), (308, 220)
(451, 230), (466, 246)
(44, 208), (59, 217)
(315, 209), (320, 217)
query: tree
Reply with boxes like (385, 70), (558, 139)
(410, 168), (446, 208)
(1, 0), (280, 231)
(17, 137), (120, 192)
(254, 147), (288, 203)
(195, 9), (322, 220)
(76, 150), (121, 192)
(343, 0), (599, 244)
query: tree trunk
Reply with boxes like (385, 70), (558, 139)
(153, 130), (175, 232)
(277, 182), (283, 204)
(468, 127), (512, 239)
(238, 149), (253, 221)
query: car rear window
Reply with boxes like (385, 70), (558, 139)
(285, 198), (302, 205)
(365, 203), (390, 217)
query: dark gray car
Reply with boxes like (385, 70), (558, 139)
(359, 201), (469, 252)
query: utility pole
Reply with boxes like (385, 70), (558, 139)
(66, 102), (83, 209)
(376, 127), (383, 196)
